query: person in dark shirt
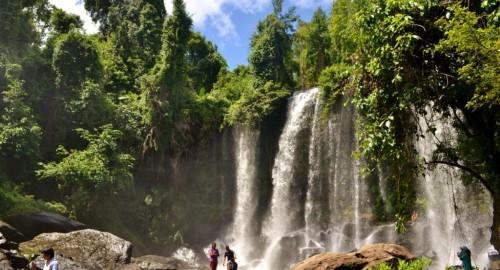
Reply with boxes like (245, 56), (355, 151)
(223, 245), (237, 270)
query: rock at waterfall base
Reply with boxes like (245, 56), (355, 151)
(291, 243), (416, 270)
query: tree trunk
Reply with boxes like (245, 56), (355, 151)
(491, 196), (500, 251)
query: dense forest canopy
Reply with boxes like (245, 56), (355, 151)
(1, 0), (499, 254)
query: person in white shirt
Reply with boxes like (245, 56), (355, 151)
(41, 247), (58, 270)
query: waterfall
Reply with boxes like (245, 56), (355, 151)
(228, 126), (260, 263)
(220, 90), (492, 270)
(413, 109), (492, 269)
(258, 88), (318, 269)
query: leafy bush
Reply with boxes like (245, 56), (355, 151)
(373, 258), (432, 270)
(0, 179), (66, 218)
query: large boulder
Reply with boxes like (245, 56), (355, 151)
(0, 220), (27, 244)
(4, 212), (87, 239)
(19, 229), (132, 269)
(291, 243), (416, 270)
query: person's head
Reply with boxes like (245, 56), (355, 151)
(226, 246), (230, 251)
(211, 242), (216, 248)
(41, 247), (55, 261)
(460, 246), (471, 256)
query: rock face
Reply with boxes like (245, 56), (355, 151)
(291, 243), (416, 270)
(4, 212), (87, 240)
(19, 229), (132, 269)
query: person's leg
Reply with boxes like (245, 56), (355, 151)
(210, 262), (216, 270)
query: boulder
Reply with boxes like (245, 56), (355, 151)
(291, 243), (416, 270)
(4, 212), (87, 240)
(0, 250), (14, 270)
(19, 229), (132, 269)
(0, 220), (26, 243)
(0, 248), (29, 269)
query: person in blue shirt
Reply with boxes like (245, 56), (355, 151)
(457, 246), (472, 270)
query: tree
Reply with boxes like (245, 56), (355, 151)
(37, 125), (134, 221)
(142, 0), (193, 151)
(326, 0), (500, 245)
(50, 8), (83, 34)
(433, 1), (500, 250)
(187, 31), (227, 94)
(84, 0), (165, 35)
(0, 0), (51, 59)
(0, 64), (42, 183)
(294, 7), (330, 90)
(51, 31), (104, 147)
(249, 0), (297, 87)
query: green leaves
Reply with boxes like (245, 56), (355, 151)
(37, 125), (134, 219)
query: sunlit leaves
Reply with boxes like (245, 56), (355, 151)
(37, 125), (134, 218)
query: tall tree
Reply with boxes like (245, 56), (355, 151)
(50, 8), (83, 34)
(0, 0), (50, 59)
(294, 7), (330, 90)
(0, 64), (42, 183)
(51, 31), (104, 146)
(249, 0), (296, 87)
(187, 31), (227, 94)
(84, 0), (166, 35)
(325, 0), (500, 244)
(142, 0), (192, 151)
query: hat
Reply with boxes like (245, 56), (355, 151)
(460, 246), (469, 251)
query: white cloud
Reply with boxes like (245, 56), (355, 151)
(48, 0), (99, 33)
(293, 0), (332, 9)
(164, 0), (270, 46)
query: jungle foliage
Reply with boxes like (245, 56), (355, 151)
(1, 0), (500, 254)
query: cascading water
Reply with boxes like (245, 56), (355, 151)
(413, 109), (492, 269)
(221, 89), (492, 270)
(258, 88), (319, 270)
(228, 126), (260, 263)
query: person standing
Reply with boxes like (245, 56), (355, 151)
(457, 246), (473, 270)
(223, 245), (237, 270)
(208, 242), (220, 270)
(41, 247), (58, 270)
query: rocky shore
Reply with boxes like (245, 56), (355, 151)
(1, 212), (421, 270)
(0, 212), (199, 270)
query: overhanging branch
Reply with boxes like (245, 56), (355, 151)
(426, 159), (492, 194)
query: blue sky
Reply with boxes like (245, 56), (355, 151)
(48, 0), (332, 70)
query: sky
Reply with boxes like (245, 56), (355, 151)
(48, 0), (333, 70)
